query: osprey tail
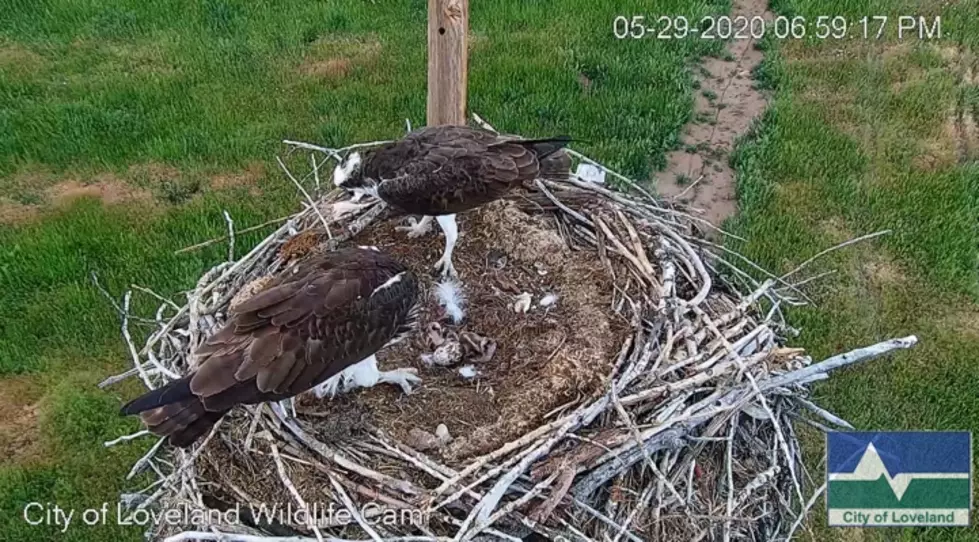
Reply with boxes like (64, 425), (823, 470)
(518, 136), (572, 159)
(516, 136), (572, 181)
(120, 376), (228, 448)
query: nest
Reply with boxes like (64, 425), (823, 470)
(100, 116), (917, 542)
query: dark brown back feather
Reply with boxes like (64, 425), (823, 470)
(362, 126), (571, 215)
(119, 247), (419, 447)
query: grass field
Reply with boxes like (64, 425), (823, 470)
(0, 0), (977, 540)
(730, 0), (979, 540)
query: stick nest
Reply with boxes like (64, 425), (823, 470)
(101, 117), (917, 542)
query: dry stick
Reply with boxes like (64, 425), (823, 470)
(276, 156), (332, 239)
(430, 417), (568, 497)
(120, 290), (157, 389)
(461, 472), (560, 542)
(760, 336), (918, 391)
(327, 473), (385, 542)
(781, 230), (890, 280)
(269, 404), (421, 496)
(174, 215), (293, 255)
(614, 208), (655, 279)
(454, 341), (653, 540)
(570, 498), (644, 542)
(269, 438), (325, 542)
(784, 483), (826, 541)
(722, 414), (737, 542)
(223, 210), (236, 262)
(131, 284), (182, 310)
(104, 429), (151, 448)
(311, 153), (323, 195)
(610, 389), (686, 508)
(671, 174), (705, 201)
(136, 419), (223, 511)
(127, 437), (167, 480)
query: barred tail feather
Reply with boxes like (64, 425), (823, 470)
(120, 376), (227, 448)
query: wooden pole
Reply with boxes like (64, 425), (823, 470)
(427, 0), (468, 126)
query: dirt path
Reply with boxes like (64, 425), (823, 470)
(654, 0), (773, 225)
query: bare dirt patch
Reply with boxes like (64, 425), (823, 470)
(0, 198), (40, 224)
(210, 161), (264, 195)
(944, 45), (979, 163)
(300, 37), (381, 80)
(654, 0), (773, 226)
(860, 253), (906, 286)
(46, 174), (153, 207)
(290, 200), (628, 465)
(0, 375), (45, 466)
(127, 162), (182, 184)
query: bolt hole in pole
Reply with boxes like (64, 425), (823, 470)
(439, 27), (446, 35)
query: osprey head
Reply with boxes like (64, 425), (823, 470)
(333, 152), (364, 190)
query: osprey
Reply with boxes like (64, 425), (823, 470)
(120, 247), (420, 448)
(333, 126), (572, 277)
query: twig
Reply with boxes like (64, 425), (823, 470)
(781, 230), (890, 280)
(276, 155), (332, 240)
(174, 215), (293, 255)
(223, 210), (236, 262)
(104, 429), (151, 448)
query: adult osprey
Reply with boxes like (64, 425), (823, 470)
(333, 126), (572, 277)
(120, 247), (420, 448)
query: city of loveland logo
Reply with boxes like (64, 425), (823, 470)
(827, 431), (972, 527)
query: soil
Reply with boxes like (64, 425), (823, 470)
(290, 200), (629, 464)
(210, 161), (265, 195)
(46, 175), (154, 206)
(0, 198), (39, 224)
(299, 37), (381, 80)
(0, 375), (45, 466)
(654, 0), (773, 226)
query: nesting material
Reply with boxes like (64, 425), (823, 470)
(101, 122), (917, 542)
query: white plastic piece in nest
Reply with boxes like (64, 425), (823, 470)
(421, 341), (462, 367)
(575, 163), (606, 184)
(435, 279), (467, 324)
(512, 292), (532, 314)
(539, 293), (559, 308)
(458, 365), (479, 379)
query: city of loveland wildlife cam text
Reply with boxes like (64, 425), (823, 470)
(613, 15), (942, 41)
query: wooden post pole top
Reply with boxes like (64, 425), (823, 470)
(427, 0), (469, 127)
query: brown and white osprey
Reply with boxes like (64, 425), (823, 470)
(120, 247), (420, 448)
(333, 126), (572, 277)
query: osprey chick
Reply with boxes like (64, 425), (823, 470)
(120, 247), (420, 448)
(333, 126), (572, 277)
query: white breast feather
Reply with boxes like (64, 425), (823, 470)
(435, 279), (466, 324)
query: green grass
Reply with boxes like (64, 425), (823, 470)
(0, 0), (731, 180)
(728, 0), (979, 540)
(0, 1), (733, 540)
